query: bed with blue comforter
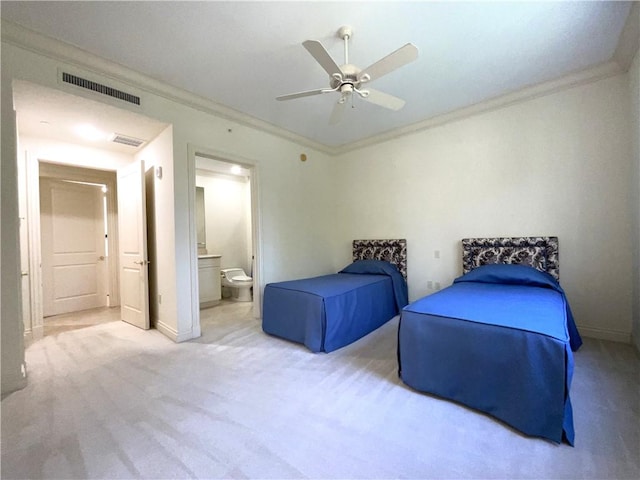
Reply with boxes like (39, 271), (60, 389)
(398, 237), (582, 445)
(263, 239), (408, 353)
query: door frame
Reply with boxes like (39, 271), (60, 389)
(187, 144), (263, 327)
(39, 177), (108, 316)
(23, 158), (120, 339)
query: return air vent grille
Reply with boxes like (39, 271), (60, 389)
(61, 72), (141, 106)
(111, 134), (145, 148)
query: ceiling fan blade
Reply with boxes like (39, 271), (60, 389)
(358, 43), (419, 83)
(276, 88), (327, 101)
(362, 88), (406, 111)
(329, 99), (347, 125)
(303, 40), (343, 77)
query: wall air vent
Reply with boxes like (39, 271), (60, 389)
(61, 72), (141, 106)
(111, 134), (145, 148)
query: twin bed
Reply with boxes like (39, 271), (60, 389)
(262, 239), (408, 353)
(262, 236), (582, 445)
(399, 237), (582, 445)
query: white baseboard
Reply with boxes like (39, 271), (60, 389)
(580, 326), (631, 344)
(156, 320), (198, 343)
(22, 324), (43, 341)
(32, 325), (43, 340)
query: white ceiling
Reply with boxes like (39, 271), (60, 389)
(12, 81), (169, 155)
(1, 1), (635, 153)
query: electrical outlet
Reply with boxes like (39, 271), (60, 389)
(158, 294), (162, 304)
(435, 282), (441, 290)
(434, 250), (440, 259)
(427, 280), (433, 289)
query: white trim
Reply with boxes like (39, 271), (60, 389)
(186, 144), (201, 340)
(249, 163), (263, 320)
(580, 326), (632, 344)
(613, 2), (640, 72)
(25, 151), (43, 337)
(156, 320), (195, 343)
(189, 145), (263, 320)
(106, 177), (120, 307)
(156, 320), (176, 342)
(25, 325), (43, 343)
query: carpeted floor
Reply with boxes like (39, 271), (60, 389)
(39, 306), (121, 340)
(2, 301), (639, 479)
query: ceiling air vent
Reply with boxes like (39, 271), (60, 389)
(111, 134), (145, 148)
(61, 72), (141, 106)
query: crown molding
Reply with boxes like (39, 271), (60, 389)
(338, 60), (624, 154)
(1, 19), (628, 158)
(1, 19), (336, 156)
(613, 2), (640, 72)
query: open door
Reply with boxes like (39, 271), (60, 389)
(117, 160), (150, 330)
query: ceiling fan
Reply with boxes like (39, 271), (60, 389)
(276, 26), (419, 125)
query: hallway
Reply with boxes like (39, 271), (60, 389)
(36, 307), (121, 343)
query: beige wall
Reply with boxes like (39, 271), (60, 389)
(1, 65), (27, 395)
(196, 172), (252, 274)
(18, 137), (134, 170)
(1, 38), (339, 350)
(630, 48), (640, 351)
(335, 74), (634, 342)
(134, 127), (180, 338)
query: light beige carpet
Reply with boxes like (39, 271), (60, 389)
(2, 301), (639, 479)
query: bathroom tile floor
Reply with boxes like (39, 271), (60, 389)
(196, 299), (256, 343)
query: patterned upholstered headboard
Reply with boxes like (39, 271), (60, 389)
(353, 239), (407, 280)
(462, 236), (559, 280)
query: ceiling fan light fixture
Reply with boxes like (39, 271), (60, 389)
(340, 84), (353, 94)
(276, 25), (418, 124)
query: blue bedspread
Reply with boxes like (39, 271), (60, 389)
(263, 260), (408, 353)
(398, 264), (581, 445)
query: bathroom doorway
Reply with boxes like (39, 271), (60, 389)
(188, 147), (262, 332)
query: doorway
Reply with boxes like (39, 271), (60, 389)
(39, 177), (109, 316)
(188, 146), (263, 336)
(13, 80), (168, 342)
(25, 162), (120, 339)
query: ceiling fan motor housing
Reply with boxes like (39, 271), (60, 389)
(330, 64), (360, 90)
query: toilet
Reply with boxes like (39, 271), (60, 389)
(220, 268), (253, 302)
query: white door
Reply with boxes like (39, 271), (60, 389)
(40, 178), (107, 316)
(117, 160), (150, 330)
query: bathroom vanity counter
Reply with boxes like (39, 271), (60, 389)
(198, 255), (221, 307)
